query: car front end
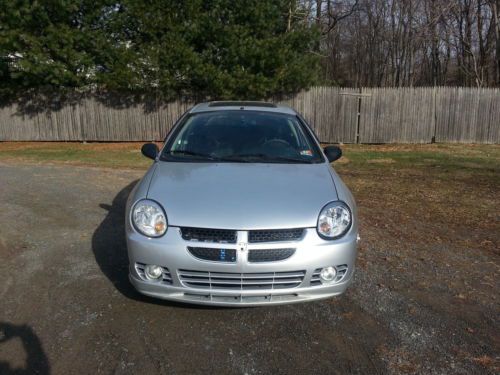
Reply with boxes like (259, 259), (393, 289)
(127, 224), (357, 306)
(125, 102), (358, 306)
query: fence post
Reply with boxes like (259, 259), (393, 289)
(355, 87), (362, 144)
(79, 99), (86, 142)
(431, 86), (437, 143)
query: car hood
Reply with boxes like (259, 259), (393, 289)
(147, 162), (338, 230)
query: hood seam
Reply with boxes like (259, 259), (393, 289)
(145, 163), (159, 199)
(327, 164), (339, 198)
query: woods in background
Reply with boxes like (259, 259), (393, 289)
(1, 0), (500, 102)
(308, 0), (500, 87)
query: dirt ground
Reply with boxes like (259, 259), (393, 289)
(0, 146), (498, 374)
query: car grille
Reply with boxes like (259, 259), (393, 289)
(180, 227), (237, 243)
(187, 247), (237, 262)
(310, 265), (348, 286)
(178, 269), (306, 290)
(135, 262), (172, 284)
(247, 248), (295, 263)
(248, 228), (305, 243)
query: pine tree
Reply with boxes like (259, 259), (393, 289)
(0, 0), (320, 100)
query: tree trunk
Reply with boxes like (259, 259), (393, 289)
(492, 0), (500, 85)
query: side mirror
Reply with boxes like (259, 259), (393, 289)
(141, 143), (159, 160)
(323, 145), (342, 162)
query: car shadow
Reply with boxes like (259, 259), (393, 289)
(92, 180), (224, 310)
(0, 322), (50, 375)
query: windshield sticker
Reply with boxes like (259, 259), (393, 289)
(300, 150), (313, 156)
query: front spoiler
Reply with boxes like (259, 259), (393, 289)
(127, 227), (358, 307)
(129, 272), (353, 307)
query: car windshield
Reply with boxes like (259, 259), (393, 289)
(161, 110), (323, 163)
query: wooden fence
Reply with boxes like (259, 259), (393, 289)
(0, 87), (499, 143)
(360, 87), (500, 143)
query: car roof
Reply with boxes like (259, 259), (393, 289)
(189, 101), (297, 115)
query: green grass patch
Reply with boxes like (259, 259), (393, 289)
(333, 144), (500, 183)
(0, 142), (151, 169)
(0, 143), (498, 182)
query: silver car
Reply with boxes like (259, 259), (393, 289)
(126, 101), (358, 306)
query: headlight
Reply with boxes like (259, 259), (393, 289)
(317, 201), (352, 239)
(132, 199), (167, 237)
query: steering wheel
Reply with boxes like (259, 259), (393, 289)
(196, 135), (220, 153)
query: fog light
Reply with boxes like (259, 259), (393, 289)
(145, 265), (163, 280)
(320, 266), (337, 283)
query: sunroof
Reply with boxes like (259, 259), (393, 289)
(208, 101), (277, 108)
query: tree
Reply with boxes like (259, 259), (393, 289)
(0, 0), (320, 100)
(0, 0), (112, 98)
(309, 0), (500, 87)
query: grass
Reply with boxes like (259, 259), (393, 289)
(327, 143), (499, 257)
(335, 143), (500, 177)
(0, 142), (152, 169)
(0, 142), (498, 175)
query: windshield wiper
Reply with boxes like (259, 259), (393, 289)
(229, 153), (313, 164)
(168, 150), (210, 157)
(165, 150), (250, 162)
(166, 151), (311, 163)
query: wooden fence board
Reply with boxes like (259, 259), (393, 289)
(359, 87), (436, 143)
(277, 87), (358, 143)
(435, 87), (500, 143)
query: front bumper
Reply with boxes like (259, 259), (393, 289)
(126, 227), (357, 306)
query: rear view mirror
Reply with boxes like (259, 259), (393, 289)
(141, 143), (159, 160)
(323, 145), (342, 162)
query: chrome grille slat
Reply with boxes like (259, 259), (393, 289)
(238, 273), (274, 278)
(261, 273), (305, 279)
(265, 278), (303, 283)
(178, 269), (305, 290)
(178, 270), (211, 277)
(181, 273), (241, 279)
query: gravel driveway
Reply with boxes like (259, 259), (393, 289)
(0, 162), (498, 374)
